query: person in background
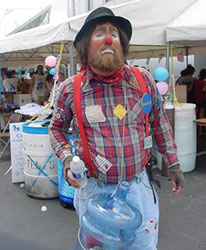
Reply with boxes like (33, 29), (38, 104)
(175, 69), (187, 85)
(45, 74), (54, 98)
(29, 72), (34, 79)
(1, 68), (7, 93)
(48, 7), (184, 250)
(29, 65), (46, 105)
(1, 68), (7, 80)
(17, 70), (30, 94)
(48, 72), (65, 105)
(189, 68), (206, 134)
(0, 68), (7, 105)
(2, 70), (19, 93)
(176, 64), (195, 102)
(58, 72), (65, 86)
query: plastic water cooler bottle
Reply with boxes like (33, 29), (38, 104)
(57, 133), (76, 208)
(80, 181), (142, 249)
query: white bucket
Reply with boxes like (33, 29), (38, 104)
(22, 121), (58, 199)
(175, 103), (196, 172)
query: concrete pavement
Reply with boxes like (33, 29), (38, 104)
(0, 147), (206, 250)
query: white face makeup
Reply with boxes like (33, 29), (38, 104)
(88, 22), (124, 74)
(89, 23), (121, 55)
(92, 32), (119, 41)
(101, 48), (114, 55)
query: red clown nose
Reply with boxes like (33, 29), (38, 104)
(104, 34), (113, 45)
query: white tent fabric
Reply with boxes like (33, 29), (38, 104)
(0, 21), (74, 54)
(0, 0), (197, 68)
(166, 0), (206, 48)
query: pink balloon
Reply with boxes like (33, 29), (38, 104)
(45, 55), (57, 67)
(156, 81), (168, 95)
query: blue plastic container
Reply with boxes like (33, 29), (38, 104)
(80, 181), (142, 249)
(57, 133), (75, 206)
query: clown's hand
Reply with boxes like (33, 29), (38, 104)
(168, 165), (184, 196)
(63, 156), (81, 189)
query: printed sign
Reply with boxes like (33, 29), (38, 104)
(9, 122), (25, 183)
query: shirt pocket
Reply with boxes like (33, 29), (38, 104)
(127, 97), (145, 124)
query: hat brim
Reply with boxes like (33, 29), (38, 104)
(74, 15), (132, 47)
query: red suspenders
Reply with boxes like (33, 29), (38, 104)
(73, 66), (150, 175)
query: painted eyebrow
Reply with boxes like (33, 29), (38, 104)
(109, 26), (118, 32)
(96, 27), (106, 32)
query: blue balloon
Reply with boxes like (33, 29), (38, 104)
(50, 67), (56, 75)
(154, 67), (169, 82)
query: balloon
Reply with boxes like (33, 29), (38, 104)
(45, 55), (57, 67)
(50, 67), (56, 75)
(156, 81), (169, 95)
(154, 67), (169, 82)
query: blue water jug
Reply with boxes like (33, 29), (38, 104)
(57, 158), (75, 207)
(57, 133), (76, 208)
(79, 181), (142, 249)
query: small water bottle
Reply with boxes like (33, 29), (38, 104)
(70, 156), (87, 188)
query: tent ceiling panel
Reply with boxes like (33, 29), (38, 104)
(167, 0), (206, 47)
(2, 43), (203, 69)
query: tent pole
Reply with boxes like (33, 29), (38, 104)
(186, 46), (189, 66)
(166, 42), (170, 74)
(69, 41), (74, 76)
(0, 56), (1, 105)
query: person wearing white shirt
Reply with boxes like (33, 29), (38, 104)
(29, 65), (47, 105)
(2, 71), (19, 92)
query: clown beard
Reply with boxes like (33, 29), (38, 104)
(88, 46), (125, 73)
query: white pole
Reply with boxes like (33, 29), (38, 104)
(0, 56), (1, 105)
(166, 42), (170, 74)
(69, 41), (74, 76)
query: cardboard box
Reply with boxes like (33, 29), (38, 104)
(170, 85), (187, 103)
(175, 85), (187, 103)
(9, 122), (25, 183)
(14, 94), (32, 107)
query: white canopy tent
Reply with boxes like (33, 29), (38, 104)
(0, 20), (76, 68)
(0, 0), (197, 68)
(166, 0), (206, 55)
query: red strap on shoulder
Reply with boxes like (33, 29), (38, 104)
(129, 66), (150, 164)
(129, 66), (149, 137)
(129, 66), (147, 93)
(73, 73), (96, 177)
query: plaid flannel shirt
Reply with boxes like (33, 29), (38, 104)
(48, 65), (179, 184)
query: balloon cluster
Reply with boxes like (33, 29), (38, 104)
(154, 67), (169, 96)
(45, 55), (60, 81)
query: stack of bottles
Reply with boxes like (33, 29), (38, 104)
(79, 181), (142, 249)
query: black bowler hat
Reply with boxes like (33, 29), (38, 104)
(74, 7), (132, 47)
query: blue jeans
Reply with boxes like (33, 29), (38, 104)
(73, 169), (159, 250)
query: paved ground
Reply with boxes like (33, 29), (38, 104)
(0, 146), (206, 250)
